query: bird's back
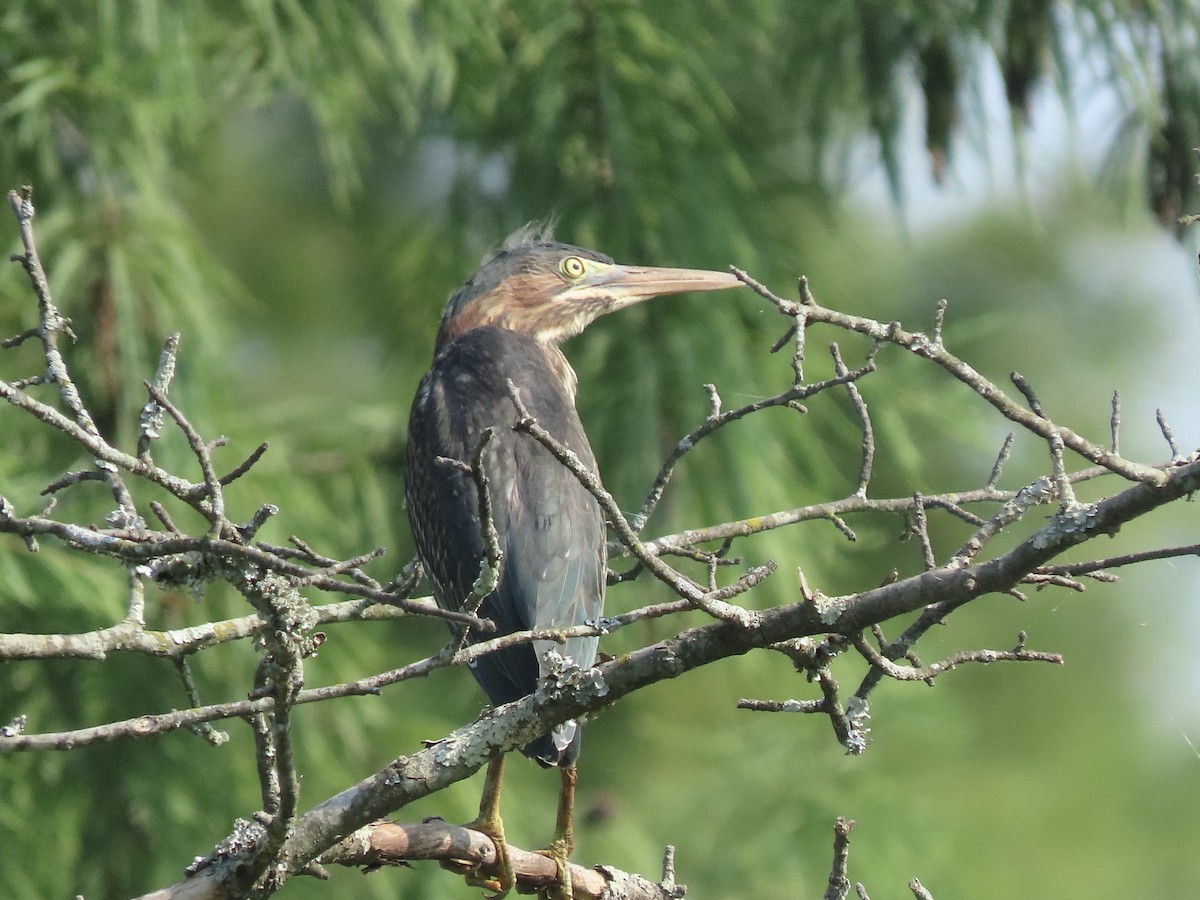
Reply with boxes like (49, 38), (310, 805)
(405, 326), (605, 766)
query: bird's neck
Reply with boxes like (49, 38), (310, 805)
(541, 341), (579, 403)
(434, 325), (581, 403)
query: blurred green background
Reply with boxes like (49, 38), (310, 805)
(1, 2), (1199, 898)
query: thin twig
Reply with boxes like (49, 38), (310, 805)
(911, 494), (936, 570)
(632, 359), (876, 532)
(823, 817), (855, 900)
(125, 566), (146, 625)
(1036, 543), (1200, 576)
(1009, 370), (1045, 417)
(1157, 408), (1183, 461)
(1047, 430), (1074, 506)
(831, 343), (874, 497)
(146, 383), (228, 536)
(7, 187), (140, 522)
(1110, 391), (1120, 455)
(931, 298), (947, 349)
(238, 504), (278, 541)
(951, 477), (1056, 566)
(790, 307), (809, 385)
(986, 433), (1015, 490)
(137, 332), (181, 460)
(851, 632), (1063, 681)
(149, 501), (182, 535)
(433, 428), (505, 627)
(735, 270), (1167, 486)
(0, 510), (487, 629)
(220, 442), (270, 486)
(173, 657), (229, 746)
(1, 327), (39, 349)
(0, 378), (205, 508)
(0, 619), (615, 750)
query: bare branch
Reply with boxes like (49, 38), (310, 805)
(911, 494), (936, 570)
(1, 326), (38, 349)
(0, 619), (614, 750)
(631, 355), (875, 533)
(318, 820), (687, 899)
(220, 441), (270, 486)
(145, 383), (229, 536)
(831, 342), (874, 497)
(1009, 370), (1045, 416)
(951, 477), (1055, 566)
(0, 507), (486, 631)
(0, 378), (205, 508)
(649, 487), (1014, 556)
(137, 332), (181, 460)
(173, 657), (230, 747)
(738, 697), (825, 713)
(789, 306), (809, 385)
(823, 817), (855, 900)
(1036, 544), (1200, 576)
(161, 820), (684, 900)
(987, 432), (1015, 489)
(735, 270), (1168, 486)
(0, 593), (441, 663)
(1157, 407), (1184, 462)
(465, 427), (504, 617)
(931, 298), (947, 349)
(7, 187), (140, 522)
(851, 633), (1063, 682)
(1047, 430), (1074, 506)
(1110, 390), (1121, 455)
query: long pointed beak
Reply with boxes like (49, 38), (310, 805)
(587, 264), (742, 303)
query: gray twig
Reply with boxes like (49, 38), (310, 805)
(1157, 407), (1183, 461)
(831, 343), (874, 497)
(1110, 390), (1120, 455)
(137, 332), (181, 460)
(823, 817), (855, 900)
(987, 433), (1015, 489)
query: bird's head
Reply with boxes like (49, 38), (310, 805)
(436, 238), (741, 349)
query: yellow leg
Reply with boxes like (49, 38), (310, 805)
(537, 764), (577, 900)
(465, 755), (515, 898)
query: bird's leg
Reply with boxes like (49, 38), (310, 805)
(465, 754), (515, 898)
(536, 764), (577, 900)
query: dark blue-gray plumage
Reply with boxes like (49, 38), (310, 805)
(406, 323), (604, 766)
(403, 234), (740, 895)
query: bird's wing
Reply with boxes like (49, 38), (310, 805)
(496, 422), (605, 671)
(405, 327), (605, 706)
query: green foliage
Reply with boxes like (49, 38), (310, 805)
(1, 1), (1199, 897)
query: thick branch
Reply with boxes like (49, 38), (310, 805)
(134, 455), (1200, 895)
(317, 820), (682, 899)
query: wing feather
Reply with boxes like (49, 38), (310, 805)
(405, 327), (605, 761)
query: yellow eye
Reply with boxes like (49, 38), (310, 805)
(560, 256), (587, 279)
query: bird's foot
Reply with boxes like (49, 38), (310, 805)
(455, 755), (515, 898)
(463, 813), (515, 899)
(535, 836), (574, 900)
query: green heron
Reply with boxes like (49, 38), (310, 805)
(405, 233), (740, 896)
